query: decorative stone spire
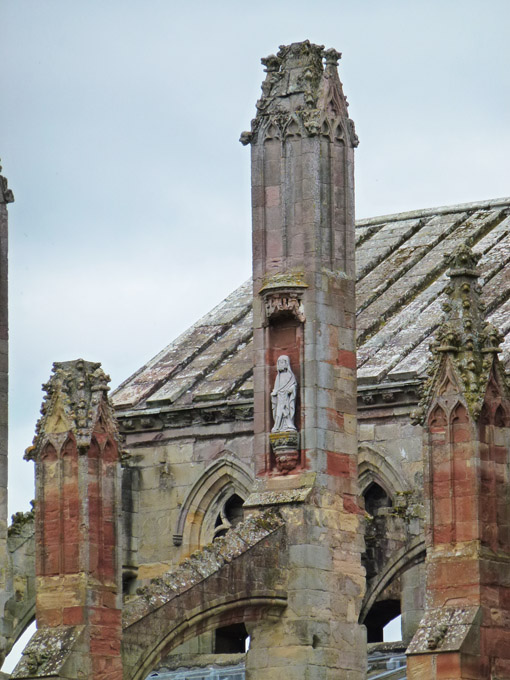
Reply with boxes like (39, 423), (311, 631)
(240, 40), (358, 147)
(413, 242), (503, 421)
(408, 247), (510, 677)
(25, 359), (120, 459)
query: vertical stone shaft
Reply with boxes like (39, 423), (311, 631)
(0, 163), (13, 665)
(25, 360), (123, 680)
(249, 44), (357, 482)
(243, 42), (365, 679)
(407, 245), (510, 679)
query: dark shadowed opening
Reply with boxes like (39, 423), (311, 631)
(364, 482), (392, 516)
(365, 599), (401, 643)
(214, 623), (248, 653)
(214, 493), (245, 539)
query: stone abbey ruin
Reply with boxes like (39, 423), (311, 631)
(2, 40), (510, 679)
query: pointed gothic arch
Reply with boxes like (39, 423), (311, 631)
(358, 444), (407, 498)
(173, 455), (254, 554)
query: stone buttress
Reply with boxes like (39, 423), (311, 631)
(0, 161), (13, 667)
(407, 245), (510, 679)
(241, 41), (366, 678)
(12, 360), (123, 680)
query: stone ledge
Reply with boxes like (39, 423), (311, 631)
(406, 606), (480, 655)
(11, 626), (83, 678)
(244, 488), (312, 508)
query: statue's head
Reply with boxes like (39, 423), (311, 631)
(277, 355), (290, 372)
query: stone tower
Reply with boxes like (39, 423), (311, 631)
(0, 161), (13, 667)
(407, 245), (510, 678)
(14, 361), (123, 680)
(241, 41), (366, 678)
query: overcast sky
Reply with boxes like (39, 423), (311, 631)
(1, 0), (510, 515)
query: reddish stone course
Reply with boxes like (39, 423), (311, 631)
(337, 349), (356, 370)
(326, 451), (355, 478)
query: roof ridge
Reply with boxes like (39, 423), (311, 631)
(356, 197), (510, 228)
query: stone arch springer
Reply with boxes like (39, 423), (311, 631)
(359, 536), (426, 625)
(173, 454), (254, 551)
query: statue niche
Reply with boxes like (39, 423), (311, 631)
(269, 354), (300, 474)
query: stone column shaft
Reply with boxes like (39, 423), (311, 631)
(0, 163), (13, 666)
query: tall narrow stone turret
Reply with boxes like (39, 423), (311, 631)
(407, 245), (510, 679)
(242, 41), (365, 679)
(0, 161), (13, 667)
(13, 361), (123, 680)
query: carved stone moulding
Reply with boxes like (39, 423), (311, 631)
(357, 381), (422, 411)
(260, 272), (308, 325)
(117, 402), (254, 434)
(269, 430), (300, 474)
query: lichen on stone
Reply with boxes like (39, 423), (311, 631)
(412, 243), (508, 424)
(8, 501), (35, 536)
(123, 508), (284, 626)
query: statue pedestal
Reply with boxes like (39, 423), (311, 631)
(269, 430), (299, 474)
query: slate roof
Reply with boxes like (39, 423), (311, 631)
(112, 198), (510, 413)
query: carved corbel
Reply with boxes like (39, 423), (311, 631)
(259, 272), (308, 326)
(264, 291), (305, 324)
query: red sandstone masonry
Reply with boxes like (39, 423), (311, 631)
(13, 361), (123, 680)
(407, 246), (510, 677)
(245, 41), (365, 680)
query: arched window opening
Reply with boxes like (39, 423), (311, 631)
(364, 600), (401, 643)
(364, 482), (392, 516)
(174, 456), (254, 553)
(214, 623), (248, 654)
(213, 494), (244, 539)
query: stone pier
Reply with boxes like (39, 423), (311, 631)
(242, 41), (366, 679)
(12, 361), (123, 680)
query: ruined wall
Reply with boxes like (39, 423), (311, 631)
(0, 163), (13, 667)
(119, 418), (254, 583)
(358, 389), (426, 644)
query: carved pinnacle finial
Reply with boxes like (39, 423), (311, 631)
(261, 54), (281, 72)
(444, 242), (480, 277)
(27, 358), (119, 461)
(323, 48), (342, 66)
(412, 242), (505, 424)
(241, 40), (358, 147)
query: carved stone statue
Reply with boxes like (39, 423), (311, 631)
(271, 355), (297, 432)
